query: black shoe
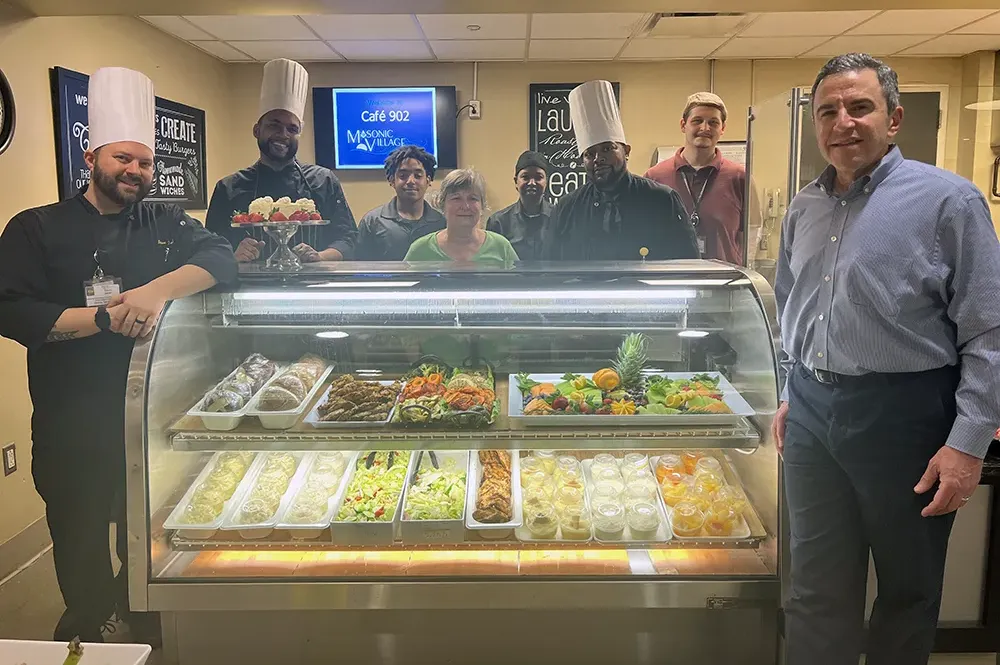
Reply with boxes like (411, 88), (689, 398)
(53, 610), (105, 644)
(122, 610), (163, 650)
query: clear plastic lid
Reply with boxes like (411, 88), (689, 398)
(520, 456), (546, 479)
(559, 504), (592, 539)
(621, 452), (649, 480)
(694, 471), (725, 494)
(525, 500), (559, 538)
(715, 485), (748, 514)
(626, 501), (661, 532)
(593, 501), (626, 533)
(671, 500), (706, 536)
(591, 453), (618, 475)
(593, 467), (624, 494)
(591, 482), (623, 509)
(695, 456), (723, 477)
(554, 485), (586, 515)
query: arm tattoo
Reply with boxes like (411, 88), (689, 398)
(45, 329), (78, 343)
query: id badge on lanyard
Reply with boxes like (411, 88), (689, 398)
(682, 171), (711, 256)
(83, 250), (122, 306)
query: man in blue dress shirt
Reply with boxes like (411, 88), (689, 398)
(773, 53), (1000, 665)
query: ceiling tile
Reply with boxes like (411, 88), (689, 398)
(899, 34), (1000, 56)
(848, 9), (993, 35)
(528, 39), (624, 61)
(300, 15), (423, 40)
(190, 41), (252, 62)
(806, 34), (930, 57)
(620, 37), (726, 60)
(140, 16), (214, 41)
(430, 40), (524, 61)
(183, 15), (315, 41)
(739, 11), (877, 37)
(417, 14), (527, 40)
(531, 13), (644, 39)
(711, 36), (824, 58)
(647, 14), (749, 38)
(331, 40), (432, 61)
(228, 40), (342, 61)
(952, 11), (1000, 34)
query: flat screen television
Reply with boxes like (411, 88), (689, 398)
(313, 86), (458, 171)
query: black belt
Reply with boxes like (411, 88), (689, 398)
(803, 364), (957, 387)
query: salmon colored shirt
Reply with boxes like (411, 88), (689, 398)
(644, 147), (746, 265)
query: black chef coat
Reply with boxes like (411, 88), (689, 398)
(205, 159), (357, 259)
(485, 199), (554, 261)
(544, 172), (700, 261)
(355, 198), (446, 261)
(0, 188), (238, 455)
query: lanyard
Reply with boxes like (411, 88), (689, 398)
(680, 168), (714, 227)
(89, 211), (134, 281)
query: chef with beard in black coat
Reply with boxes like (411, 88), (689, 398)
(544, 80), (699, 262)
(0, 67), (237, 644)
(205, 59), (356, 263)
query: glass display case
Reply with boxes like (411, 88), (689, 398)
(125, 260), (781, 665)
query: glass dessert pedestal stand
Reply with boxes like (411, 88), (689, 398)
(233, 220), (329, 272)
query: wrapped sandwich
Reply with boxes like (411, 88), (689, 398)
(200, 353), (276, 412)
(257, 354), (327, 411)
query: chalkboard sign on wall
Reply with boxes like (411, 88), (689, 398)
(50, 66), (208, 209)
(528, 82), (621, 204)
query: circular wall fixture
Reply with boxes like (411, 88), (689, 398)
(0, 69), (15, 156)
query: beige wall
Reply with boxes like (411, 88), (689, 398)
(0, 14), (992, 551)
(0, 15), (231, 546)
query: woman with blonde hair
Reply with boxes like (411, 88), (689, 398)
(405, 168), (518, 265)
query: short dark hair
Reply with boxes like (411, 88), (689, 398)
(384, 145), (437, 181)
(811, 53), (900, 113)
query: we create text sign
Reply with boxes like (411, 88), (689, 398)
(50, 66), (208, 209)
(331, 87), (437, 169)
(529, 82), (621, 204)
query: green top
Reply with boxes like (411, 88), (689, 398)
(404, 230), (519, 266)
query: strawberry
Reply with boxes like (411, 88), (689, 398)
(232, 213), (249, 225)
(247, 212), (265, 224)
(289, 210), (309, 221)
(270, 211), (288, 222)
(309, 211), (322, 220)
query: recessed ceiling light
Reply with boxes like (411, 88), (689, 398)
(467, 24), (481, 31)
(678, 330), (710, 338)
(316, 331), (350, 339)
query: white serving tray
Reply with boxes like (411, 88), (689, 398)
(400, 451), (470, 544)
(303, 379), (398, 429)
(0, 639), (152, 665)
(650, 454), (752, 541)
(330, 452), (417, 545)
(275, 452), (359, 540)
(582, 458), (671, 545)
(508, 372), (755, 427)
(465, 451), (523, 539)
(221, 452), (310, 540)
(185, 362), (277, 431)
(248, 364), (334, 430)
(163, 452), (264, 539)
(515, 457), (593, 543)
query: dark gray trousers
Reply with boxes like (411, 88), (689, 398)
(783, 363), (959, 665)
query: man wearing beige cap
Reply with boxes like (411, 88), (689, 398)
(645, 92), (746, 264)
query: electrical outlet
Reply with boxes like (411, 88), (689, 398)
(2, 443), (15, 476)
(468, 100), (482, 119)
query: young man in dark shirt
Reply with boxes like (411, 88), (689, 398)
(355, 145), (445, 261)
(486, 151), (553, 261)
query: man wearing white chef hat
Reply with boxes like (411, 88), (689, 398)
(0, 67), (236, 644)
(206, 58), (357, 262)
(543, 80), (698, 262)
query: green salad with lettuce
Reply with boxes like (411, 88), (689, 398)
(336, 451), (412, 522)
(404, 459), (467, 521)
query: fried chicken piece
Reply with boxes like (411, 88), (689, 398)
(474, 450), (513, 523)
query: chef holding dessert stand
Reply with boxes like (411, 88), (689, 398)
(205, 59), (357, 269)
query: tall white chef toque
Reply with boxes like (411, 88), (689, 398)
(88, 67), (156, 152)
(569, 80), (625, 156)
(259, 58), (309, 125)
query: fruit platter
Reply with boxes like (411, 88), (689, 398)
(509, 334), (754, 426)
(390, 357), (500, 429)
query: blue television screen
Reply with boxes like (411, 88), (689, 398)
(313, 86), (458, 171)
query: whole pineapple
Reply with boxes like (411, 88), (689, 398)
(613, 333), (649, 403)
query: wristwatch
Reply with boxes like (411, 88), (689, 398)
(95, 306), (111, 332)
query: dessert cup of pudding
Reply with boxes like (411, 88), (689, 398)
(695, 456), (723, 477)
(522, 486), (550, 512)
(681, 451), (702, 475)
(626, 501), (661, 540)
(559, 505), (592, 540)
(704, 500), (738, 536)
(593, 502), (626, 540)
(557, 466), (585, 491)
(621, 452), (649, 481)
(592, 467), (624, 494)
(556, 455), (581, 478)
(591, 482), (622, 510)
(591, 453), (618, 476)
(240, 498), (275, 524)
(624, 481), (658, 508)
(655, 454), (683, 483)
(532, 450), (558, 475)
(520, 456), (545, 481)
(554, 485), (586, 515)
(671, 500), (706, 538)
(525, 500), (559, 539)
(715, 485), (748, 515)
(661, 476), (693, 507)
